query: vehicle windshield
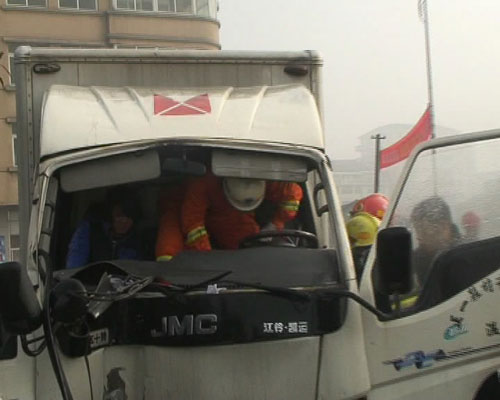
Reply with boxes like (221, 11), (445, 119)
(383, 136), (500, 311)
(49, 145), (338, 289)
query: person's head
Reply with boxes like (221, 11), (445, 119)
(107, 187), (140, 236)
(411, 196), (454, 252)
(352, 193), (389, 220)
(223, 177), (266, 212)
(461, 211), (481, 239)
(346, 212), (381, 247)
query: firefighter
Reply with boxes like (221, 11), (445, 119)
(180, 173), (302, 251)
(155, 184), (186, 261)
(461, 210), (481, 242)
(410, 196), (460, 288)
(351, 193), (389, 220)
(346, 211), (380, 282)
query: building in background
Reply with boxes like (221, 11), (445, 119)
(333, 124), (459, 205)
(0, 0), (220, 261)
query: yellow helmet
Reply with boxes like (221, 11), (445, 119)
(346, 212), (381, 247)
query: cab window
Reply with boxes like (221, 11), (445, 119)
(375, 137), (500, 315)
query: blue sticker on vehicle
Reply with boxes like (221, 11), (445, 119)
(384, 344), (500, 372)
(383, 349), (446, 371)
(444, 315), (468, 340)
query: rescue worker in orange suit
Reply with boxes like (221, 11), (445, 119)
(155, 184), (185, 261)
(181, 173), (303, 251)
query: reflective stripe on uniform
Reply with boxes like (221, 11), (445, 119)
(157, 255), (173, 261)
(186, 226), (208, 245)
(280, 200), (300, 212)
(391, 295), (418, 310)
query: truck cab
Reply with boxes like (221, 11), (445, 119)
(3, 47), (500, 400)
(361, 129), (500, 399)
(0, 48), (369, 400)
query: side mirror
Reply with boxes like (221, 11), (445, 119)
(375, 227), (412, 295)
(0, 262), (42, 335)
(50, 279), (88, 323)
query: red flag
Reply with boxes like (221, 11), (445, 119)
(154, 94), (211, 116)
(380, 107), (432, 169)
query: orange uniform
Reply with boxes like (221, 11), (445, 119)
(182, 174), (303, 251)
(155, 185), (185, 260)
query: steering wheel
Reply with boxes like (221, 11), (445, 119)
(239, 229), (319, 249)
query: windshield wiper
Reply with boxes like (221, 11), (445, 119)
(183, 279), (311, 301)
(179, 273), (393, 320)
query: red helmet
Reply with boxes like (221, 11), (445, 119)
(352, 193), (389, 220)
(461, 211), (480, 228)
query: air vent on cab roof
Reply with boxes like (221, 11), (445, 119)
(33, 63), (61, 74)
(284, 65), (309, 77)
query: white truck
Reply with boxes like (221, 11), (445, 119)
(0, 47), (499, 400)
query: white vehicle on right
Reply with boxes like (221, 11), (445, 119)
(362, 128), (500, 400)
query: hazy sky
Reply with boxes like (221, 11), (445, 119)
(219, 1), (500, 159)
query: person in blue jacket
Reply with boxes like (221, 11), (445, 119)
(66, 187), (142, 268)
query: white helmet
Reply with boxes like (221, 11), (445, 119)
(223, 178), (266, 211)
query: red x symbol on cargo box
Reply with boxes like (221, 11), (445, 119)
(154, 94), (211, 116)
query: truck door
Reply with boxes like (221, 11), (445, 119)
(362, 131), (500, 399)
(0, 177), (46, 400)
(0, 334), (36, 399)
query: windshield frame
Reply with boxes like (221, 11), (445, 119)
(34, 138), (344, 280)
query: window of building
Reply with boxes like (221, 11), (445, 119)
(59, 0), (97, 10)
(115, 0), (191, 12)
(10, 249), (20, 262)
(9, 235), (20, 262)
(8, 53), (15, 85)
(138, 0), (154, 11)
(8, 209), (19, 262)
(114, 0), (214, 15)
(157, 0), (174, 12)
(195, 0), (209, 16)
(11, 130), (17, 168)
(8, 210), (18, 222)
(0, 236), (5, 262)
(116, 0), (133, 9)
(175, 0), (192, 12)
(9, 235), (19, 248)
(6, 0), (46, 7)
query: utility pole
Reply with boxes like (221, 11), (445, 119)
(419, 0), (435, 138)
(371, 134), (386, 193)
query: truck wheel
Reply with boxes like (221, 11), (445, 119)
(474, 374), (500, 400)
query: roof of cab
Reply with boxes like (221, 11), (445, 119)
(40, 84), (324, 156)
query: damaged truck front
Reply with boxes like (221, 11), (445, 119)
(0, 48), (372, 400)
(4, 47), (500, 400)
